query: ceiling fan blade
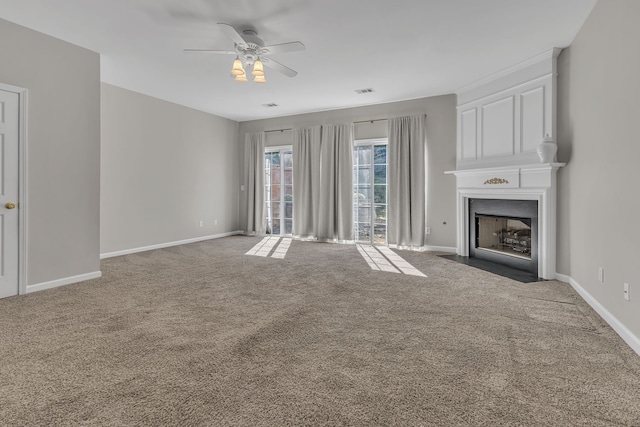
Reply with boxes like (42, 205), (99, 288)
(183, 49), (236, 54)
(262, 57), (298, 78)
(262, 41), (305, 55)
(217, 23), (247, 48)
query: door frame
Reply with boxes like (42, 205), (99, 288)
(353, 137), (388, 245)
(0, 82), (28, 295)
(264, 145), (294, 236)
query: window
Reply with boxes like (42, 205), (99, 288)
(353, 139), (388, 244)
(265, 147), (293, 235)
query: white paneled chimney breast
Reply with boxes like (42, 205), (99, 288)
(447, 49), (565, 279)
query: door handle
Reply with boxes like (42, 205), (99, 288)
(5, 202), (16, 209)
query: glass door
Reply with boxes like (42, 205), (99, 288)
(265, 148), (293, 235)
(353, 140), (388, 244)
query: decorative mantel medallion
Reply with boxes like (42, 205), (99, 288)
(483, 177), (509, 185)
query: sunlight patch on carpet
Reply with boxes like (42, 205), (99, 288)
(377, 246), (427, 277)
(245, 237), (280, 257)
(357, 245), (426, 276)
(246, 237), (293, 258)
(357, 245), (399, 273)
(271, 238), (292, 259)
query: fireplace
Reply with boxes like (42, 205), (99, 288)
(469, 199), (538, 273)
(445, 163), (564, 279)
(445, 49), (567, 279)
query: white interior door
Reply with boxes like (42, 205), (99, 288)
(0, 89), (20, 299)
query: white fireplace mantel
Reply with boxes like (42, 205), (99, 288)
(445, 163), (565, 279)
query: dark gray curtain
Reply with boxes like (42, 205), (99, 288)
(388, 115), (427, 248)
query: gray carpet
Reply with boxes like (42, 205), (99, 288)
(1, 236), (639, 426)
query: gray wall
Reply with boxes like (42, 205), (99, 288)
(239, 95), (457, 248)
(100, 83), (240, 254)
(0, 18), (100, 285)
(557, 0), (640, 339)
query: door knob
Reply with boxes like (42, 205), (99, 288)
(5, 202), (16, 209)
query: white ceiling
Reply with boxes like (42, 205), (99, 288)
(0, 0), (597, 122)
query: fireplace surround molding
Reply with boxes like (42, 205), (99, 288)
(445, 163), (565, 279)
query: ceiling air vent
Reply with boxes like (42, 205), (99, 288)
(355, 88), (375, 94)
(262, 103), (278, 108)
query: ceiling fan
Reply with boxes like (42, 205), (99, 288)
(184, 23), (305, 82)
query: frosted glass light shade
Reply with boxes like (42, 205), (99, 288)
(235, 70), (248, 82)
(252, 60), (265, 76)
(254, 74), (266, 83)
(231, 58), (244, 76)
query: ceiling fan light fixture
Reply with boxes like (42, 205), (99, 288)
(235, 70), (248, 82)
(185, 24), (304, 82)
(231, 58), (244, 76)
(252, 60), (265, 76)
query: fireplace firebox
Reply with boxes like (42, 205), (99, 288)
(469, 199), (538, 274)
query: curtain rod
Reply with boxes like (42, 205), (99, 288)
(264, 118), (389, 133)
(353, 118), (388, 125)
(264, 128), (293, 133)
(265, 118), (387, 132)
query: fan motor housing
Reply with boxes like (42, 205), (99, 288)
(241, 30), (264, 47)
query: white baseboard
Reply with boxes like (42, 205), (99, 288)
(26, 271), (102, 294)
(381, 244), (457, 253)
(424, 245), (457, 253)
(100, 231), (244, 259)
(554, 272), (571, 283)
(568, 276), (640, 357)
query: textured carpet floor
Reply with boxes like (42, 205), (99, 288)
(1, 236), (639, 426)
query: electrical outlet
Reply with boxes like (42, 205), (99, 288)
(240, 185), (245, 191)
(598, 267), (605, 283)
(199, 220), (204, 227)
(426, 227), (431, 235)
(214, 219), (218, 226)
(624, 283), (630, 301)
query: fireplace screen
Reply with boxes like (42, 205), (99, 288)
(476, 215), (532, 260)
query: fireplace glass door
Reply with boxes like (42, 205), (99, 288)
(469, 198), (538, 274)
(476, 216), (531, 260)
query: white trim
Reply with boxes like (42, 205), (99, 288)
(353, 138), (389, 245)
(424, 245), (457, 253)
(19, 87), (28, 295)
(554, 272), (571, 283)
(265, 145), (292, 153)
(315, 238), (355, 245)
(568, 276), (640, 357)
(100, 231), (243, 259)
(0, 82), (28, 296)
(26, 271), (102, 294)
(455, 48), (562, 95)
(446, 162), (565, 175)
(456, 74), (552, 110)
(354, 137), (388, 146)
(388, 244), (427, 252)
